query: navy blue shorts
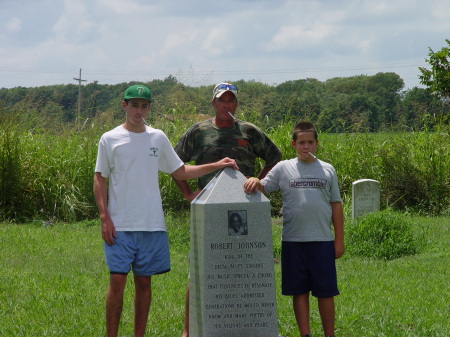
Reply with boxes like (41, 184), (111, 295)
(104, 231), (170, 277)
(281, 241), (339, 298)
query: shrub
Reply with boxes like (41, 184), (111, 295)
(346, 210), (423, 260)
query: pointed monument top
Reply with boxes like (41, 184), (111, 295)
(193, 167), (269, 204)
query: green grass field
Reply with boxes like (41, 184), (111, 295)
(0, 214), (448, 337)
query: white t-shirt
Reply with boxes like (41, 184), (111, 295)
(95, 125), (183, 231)
(262, 158), (342, 242)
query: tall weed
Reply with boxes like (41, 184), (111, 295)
(319, 133), (383, 199)
(378, 127), (450, 215)
(1, 108), (449, 222)
(0, 123), (24, 219)
(0, 127), (98, 222)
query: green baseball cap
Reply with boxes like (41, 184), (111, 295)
(123, 84), (153, 102)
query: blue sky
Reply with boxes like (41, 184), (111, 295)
(1, 0), (449, 89)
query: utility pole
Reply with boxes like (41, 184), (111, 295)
(73, 68), (87, 130)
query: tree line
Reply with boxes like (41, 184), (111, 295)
(0, 72), (448, 133)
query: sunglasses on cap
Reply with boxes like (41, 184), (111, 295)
(214, 83), (238, 92)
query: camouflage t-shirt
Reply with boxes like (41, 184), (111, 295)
(174, 118), (281, 189)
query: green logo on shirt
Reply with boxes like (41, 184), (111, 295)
(149, 147), (158, 157)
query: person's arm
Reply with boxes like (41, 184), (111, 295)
(93, 172), (116, 246)
(171, 157), (238, 184)
(174, 161), (276, 202)
(257, 163), (278, 180)
(331, 201), (345, 259)
(243, 177), (266, 194)
(256, 129), (282, 180)
(172, 177), (201, 202)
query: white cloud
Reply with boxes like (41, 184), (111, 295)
(202, 28), (233, 57)
(0, 0), (448, 89)
(51, 0), (96, 43)
(267, 24), (333, 52)
(6, 17), (22, 33)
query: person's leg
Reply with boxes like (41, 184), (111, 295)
(293, 293), (311, 337)
(318, 297), (335, 337)
(132, 231), (170, 336)
(181, 283), (190, 337)
(134, 275), (152, 337)
(106, 273), (128, 337)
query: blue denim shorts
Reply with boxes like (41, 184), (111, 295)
(104, 231), (170, 276)
(281, 241), (339, 298)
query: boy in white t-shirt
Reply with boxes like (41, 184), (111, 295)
(244, 121), (344, 337)
(94, 84), (238, 337)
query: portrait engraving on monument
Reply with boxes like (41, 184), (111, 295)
(228, 210), (248, 236)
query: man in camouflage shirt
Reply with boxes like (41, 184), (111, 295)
(173, 82), (281, 337)
(173, 82), (281, 201)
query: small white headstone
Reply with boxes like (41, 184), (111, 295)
(352, 179), (380, 219)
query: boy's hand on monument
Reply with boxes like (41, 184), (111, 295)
(244, 177), (261, 193)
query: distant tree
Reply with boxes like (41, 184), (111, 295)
(321, 74), (403, 132)
(316, 106), (342, 132)
(419, 39), (450, 100)
(0, 86), (28, 108)
(366, 72), (404, 128)
(148, 75), (178, 96)
(399, 87), (435, 130)
(271, 79), (323, 122)
(236, 80), (273, 126)
(59, 84), (79, 121)
(0, 74), (442, 132)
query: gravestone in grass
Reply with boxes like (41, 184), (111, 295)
(189, 167), (280, 337)
(352, 179), (380, 219)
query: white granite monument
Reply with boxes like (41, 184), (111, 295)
(189, 167), (279, 337)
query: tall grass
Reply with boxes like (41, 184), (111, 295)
(0, 122), (100, 222)
(319, 132), (383, 200)
(0, 123), (23, 219)
(1, 112), (449, 222)
(378, 129), (450, 214)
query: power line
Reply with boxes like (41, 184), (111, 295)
(73, 68), (87, 130)
(0, 60), (427, 89)
(0, 60), (426, 77)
